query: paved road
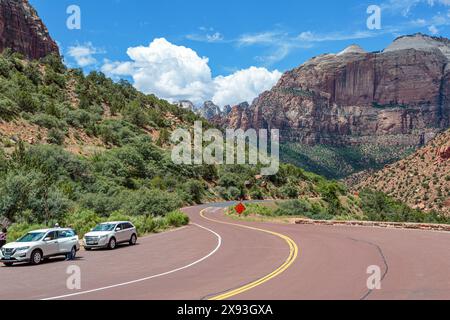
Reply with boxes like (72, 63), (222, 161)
(1, 203), (449, 300)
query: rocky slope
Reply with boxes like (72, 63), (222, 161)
(224, 34), (449, 146)
(0, 0), (59, 59)
(352, 129), (450, 215)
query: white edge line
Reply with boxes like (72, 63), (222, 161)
(42, 218), (222, 300)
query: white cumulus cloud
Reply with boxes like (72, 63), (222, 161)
(102, 38), (281, 107)
(213, 67), (282, 106)
(428, 25), (440, 33)
(67, 43), (104, 67)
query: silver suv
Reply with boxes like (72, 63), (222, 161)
(83, 221), (137, 250)
(0, 228), (80, 266)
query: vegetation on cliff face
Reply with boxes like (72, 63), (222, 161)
(352, 129), (450, 216)
(281, 142), (414, 179)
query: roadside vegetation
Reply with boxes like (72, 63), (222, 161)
(227, 189), (450, 225)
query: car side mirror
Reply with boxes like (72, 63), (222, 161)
(115, 228), (121, 232)
(44, 237), (52, 242)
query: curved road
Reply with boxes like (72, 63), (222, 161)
(1, 203), (449, 300)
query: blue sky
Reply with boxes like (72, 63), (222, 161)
(31, 0), (450, 106)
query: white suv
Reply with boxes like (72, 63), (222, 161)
(0, 228), (80, 266)
(83, 221), (137, 250)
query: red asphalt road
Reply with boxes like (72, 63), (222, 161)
(0, 203), (449, 300)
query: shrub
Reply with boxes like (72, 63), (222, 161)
(31, 113), (66, 130)
(275, 199), (333, 220)
(244, 204), (274, 216)
(65, 109), (100, 129)
(156, 129), (170, 146)
(107, 211), (156, 235)
(23, 144), (90, 183)
(280, 183), (299, 199)
(97, 120), (138, 146)
(80, 192), (120, 215)
(41, 54), (66, 74)
(225, 187), (242, 200)
(119, 188), (183, 216)
(218, 173), (243, 189)
(43, 69), (66, 87)
(24, 62), (41, 85)
(153, 216), (169, 231)
(123, 100), (149, 128)
(5, 183), (73, 225)
(47, 128), (65, 145)
(182, 180), (205, 204)
(319, 182), (343, 215)
(63, 209), (101, 237)
(6, 222), (47, 242)
(249, 187), (264, 200)
(0, 95), (18, 120)
(16, 91), (39, 113)
(359, 189), (450, 224)
(0, 56), (12, 78)
(165, 210), (190, 227)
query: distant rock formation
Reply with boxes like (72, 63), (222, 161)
(220, 34), (449, 148)
(199, 101), (222, 120)
(178, 100), (250, 121)
(0, 0), (59, 59)
(175, 100), (195, 112)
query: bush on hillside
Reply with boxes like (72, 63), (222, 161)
(275, 199), (332, 220)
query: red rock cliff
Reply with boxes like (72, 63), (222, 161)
(222, 34), (450, 147)
(0, 0), (59, 59)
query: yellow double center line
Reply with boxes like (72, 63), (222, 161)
(200, 208), (299, 300)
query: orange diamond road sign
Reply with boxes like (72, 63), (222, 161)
(235, 202), (246, 215)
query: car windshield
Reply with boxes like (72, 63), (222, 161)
(92, 224), (116, 232)
(17, 232), (45, 243)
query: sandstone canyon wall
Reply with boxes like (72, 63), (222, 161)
(0, 0), (59, 60)
(222, 34), (450, 148)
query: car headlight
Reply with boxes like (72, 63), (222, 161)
(100, 235), (108, 240)
(15, 247), (30, 252)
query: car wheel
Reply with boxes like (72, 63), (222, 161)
(3, 262), (13, 267)
(30, 250), (43, 265)
(108, 237), (116, 250)
(66, 246), (77, 260)
(129, 234), (137, 246)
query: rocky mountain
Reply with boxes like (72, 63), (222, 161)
(175, 100), (195, 112)
(220, 34), (450, 178)
(351, 129), (450, 215)
(176, 100), (237, 120)
(225, 33), (449, 142)
(0, 0), (59, 59)
(199, 101), (222, 120)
